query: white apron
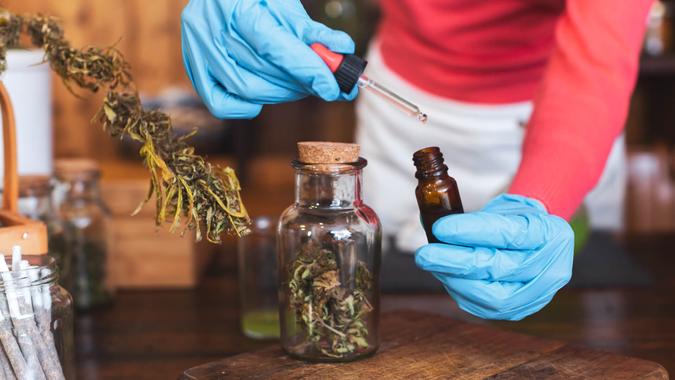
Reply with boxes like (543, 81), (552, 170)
(355, 44), (626, 253)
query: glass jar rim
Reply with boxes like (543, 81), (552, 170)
(291, 157), (368, 173)
(0, 255), (58, 291)
(55, 158), (101, 182)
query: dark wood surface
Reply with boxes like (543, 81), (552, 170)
(76, 234), (675, 379)
(180, 310), (667, 380)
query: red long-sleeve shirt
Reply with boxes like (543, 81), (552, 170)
(379, 0), (653, 219)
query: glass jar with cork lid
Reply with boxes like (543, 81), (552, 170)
(277, 142), (381, 362)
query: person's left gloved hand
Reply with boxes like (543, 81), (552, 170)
(415, 194), (574, 321)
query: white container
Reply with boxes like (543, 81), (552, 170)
(0, 49), (52, 182)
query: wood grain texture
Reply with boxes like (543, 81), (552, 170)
(101, 174), (214, 288)
(487, 345), (668, 380)
(181, 311), (667, 380)
(106, 217), (202, 288)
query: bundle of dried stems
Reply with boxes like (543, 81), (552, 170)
(0, 9), (251, 242)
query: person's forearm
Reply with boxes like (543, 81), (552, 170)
(509, 0), (653, 220)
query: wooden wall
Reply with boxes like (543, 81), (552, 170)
(4, 0), (190, 159)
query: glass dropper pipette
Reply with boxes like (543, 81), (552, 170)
(311, 43), (428, 124)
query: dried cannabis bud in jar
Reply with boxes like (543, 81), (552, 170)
(287, 241), (374, 358)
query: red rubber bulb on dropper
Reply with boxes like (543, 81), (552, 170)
(310, 43), (343, 73)
(310, 43), (367, 93)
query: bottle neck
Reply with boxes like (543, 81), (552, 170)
(295, 169), (363, 209)
(413, 147), (449, 180)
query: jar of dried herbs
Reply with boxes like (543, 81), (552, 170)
(55, 159), (112, 310)
(18, 175), (69, 288)
(277, 142), (381, 362)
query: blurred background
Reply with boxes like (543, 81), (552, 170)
(1, 0), (675, 378)
(5, 0), (672, 231)
(4, 0), (383, 290)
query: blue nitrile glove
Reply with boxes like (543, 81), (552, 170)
(415, 194), (574, 321)
(181, 0), (357, 119)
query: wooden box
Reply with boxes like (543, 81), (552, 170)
(101, 170), (213, 289)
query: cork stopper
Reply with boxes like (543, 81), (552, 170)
(54, 159), (101, 181)
(297, 141), (360, 164)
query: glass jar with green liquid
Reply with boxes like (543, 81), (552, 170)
(238, 216), (280, 339)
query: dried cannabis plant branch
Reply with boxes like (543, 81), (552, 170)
(0, 10), (250, 241)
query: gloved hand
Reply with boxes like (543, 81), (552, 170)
(181, 0), (357, 119)
(415, 194), (574, 321)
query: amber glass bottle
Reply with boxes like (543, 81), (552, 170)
(413, 147), (464, 243)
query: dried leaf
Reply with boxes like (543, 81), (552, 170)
(287, 241), (374, 358)
(0, 10), (250, 241)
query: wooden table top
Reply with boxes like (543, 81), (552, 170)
(180, 310), (667, 379)
(75, 234), (675, 380)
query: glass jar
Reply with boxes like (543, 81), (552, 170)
(238, 216), (279, 339)
(0, 255), (74, 379)
(18, 175), (69, 288)
(277, 158), (381, 362)
(55, 159), (112, 310)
